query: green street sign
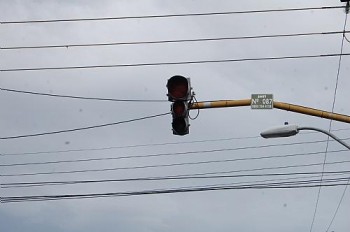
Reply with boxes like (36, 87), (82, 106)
(251, 94), (273, 109)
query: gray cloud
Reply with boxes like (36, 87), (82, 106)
(1, 0), (349, 231)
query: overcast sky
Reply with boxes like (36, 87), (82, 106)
(1, 0), (350, 231)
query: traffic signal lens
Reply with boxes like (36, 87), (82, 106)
(172, 118), (188, 135)
(172, 101), (186, 117)
(167, 75), (189, 99)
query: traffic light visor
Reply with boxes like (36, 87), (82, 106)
(167, 75), (190, 100)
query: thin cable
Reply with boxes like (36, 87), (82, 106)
(332, 127), (350, 132)
(1, 141), (349, 167)
(325, 180), (350, 232)
(0, 135), (261, 156)
(0, 87), (166, 102)
(1, 31), (348, 50)
(2, 156), (350, 177)
(3, 170), (350, 188)
(324, 13), (349, 232)
(0, 112), (170, 140)
(309, 13), (349, 232)
(189, 95), (200, 120)
(3, 127), (350, 157)
(344, 34), (350, 43)
(1, 53), (350, 72)
(187, 176), (350, 191)
(4, 177), (350, 200)
(2, 179), (350, 204)
(0, 6), (343, 24)
(3, 183), (350, 203)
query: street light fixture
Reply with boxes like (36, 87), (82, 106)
(260, 125), (350, 150)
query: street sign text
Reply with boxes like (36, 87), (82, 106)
(251, 94), (273, 109)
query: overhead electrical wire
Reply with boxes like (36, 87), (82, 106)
(0, 112), (170, 140)
(2, 177), (350, 203)
(2, 127), (349, 157)
(3, 175), (350, 206)
(332, 127), (350, 132)
(309, 12), (349, 232)
(323, 12), (350, 232)
(325, 175), (350, 232)
(2, 182), (350, 203)
(344, 33), (350, 43)
(2, 157), (350, 177)
(0, 87), (167, 103)
(4, 176), (350, 196)
(2, 172), (346, 188)
(0, 148), (347, 168)
(183, 176), (350, 192)
(0, 135), (261, 156)
(1, 30), (348, 50)
(3, 170), (350, 189)
(0, 6), (343, 24)
(1, 142), (349, 167)
(1, 53), (350, 72)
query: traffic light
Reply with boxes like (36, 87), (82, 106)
(167, 75), (192, 135)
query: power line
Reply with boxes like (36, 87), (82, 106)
(1, 141), (349, 167)
(332, 127), (350, 132)
(309, 12), (349, 232)
(325, 180), (350, 232)
(2, 183), (348, 203)
(2, 53), (350, 72)
(3, 170), (350, 188)
(324, 13), (350, 232)
(190, 176), (350, 192)
(2, 177), (350, 203)
(5, 176), (350, 199)
(0, 6), (343, 24)
(344, 33), (350, 43)
(0, 112), (170, 140)
(2, 128), (349, 157)
(0, 135), (261, 156)
(2, 156), (350, 177)
(1, 30), (348, 50)
(0, 87), (167, 103)
(1, 138), (347, 164)
(3, 183), (349, 203)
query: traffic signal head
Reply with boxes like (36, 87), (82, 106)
(167, 75), (191, 101)
(167, 75), (192, 136)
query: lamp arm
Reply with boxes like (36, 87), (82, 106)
(298, 127), (350, 150)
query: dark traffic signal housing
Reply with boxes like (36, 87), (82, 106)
(167, 75), (192, 136)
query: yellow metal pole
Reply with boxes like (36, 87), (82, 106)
(190, 99), (251, 109)
(273, 101), (350, 124)
(190, 99), (350, 124)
